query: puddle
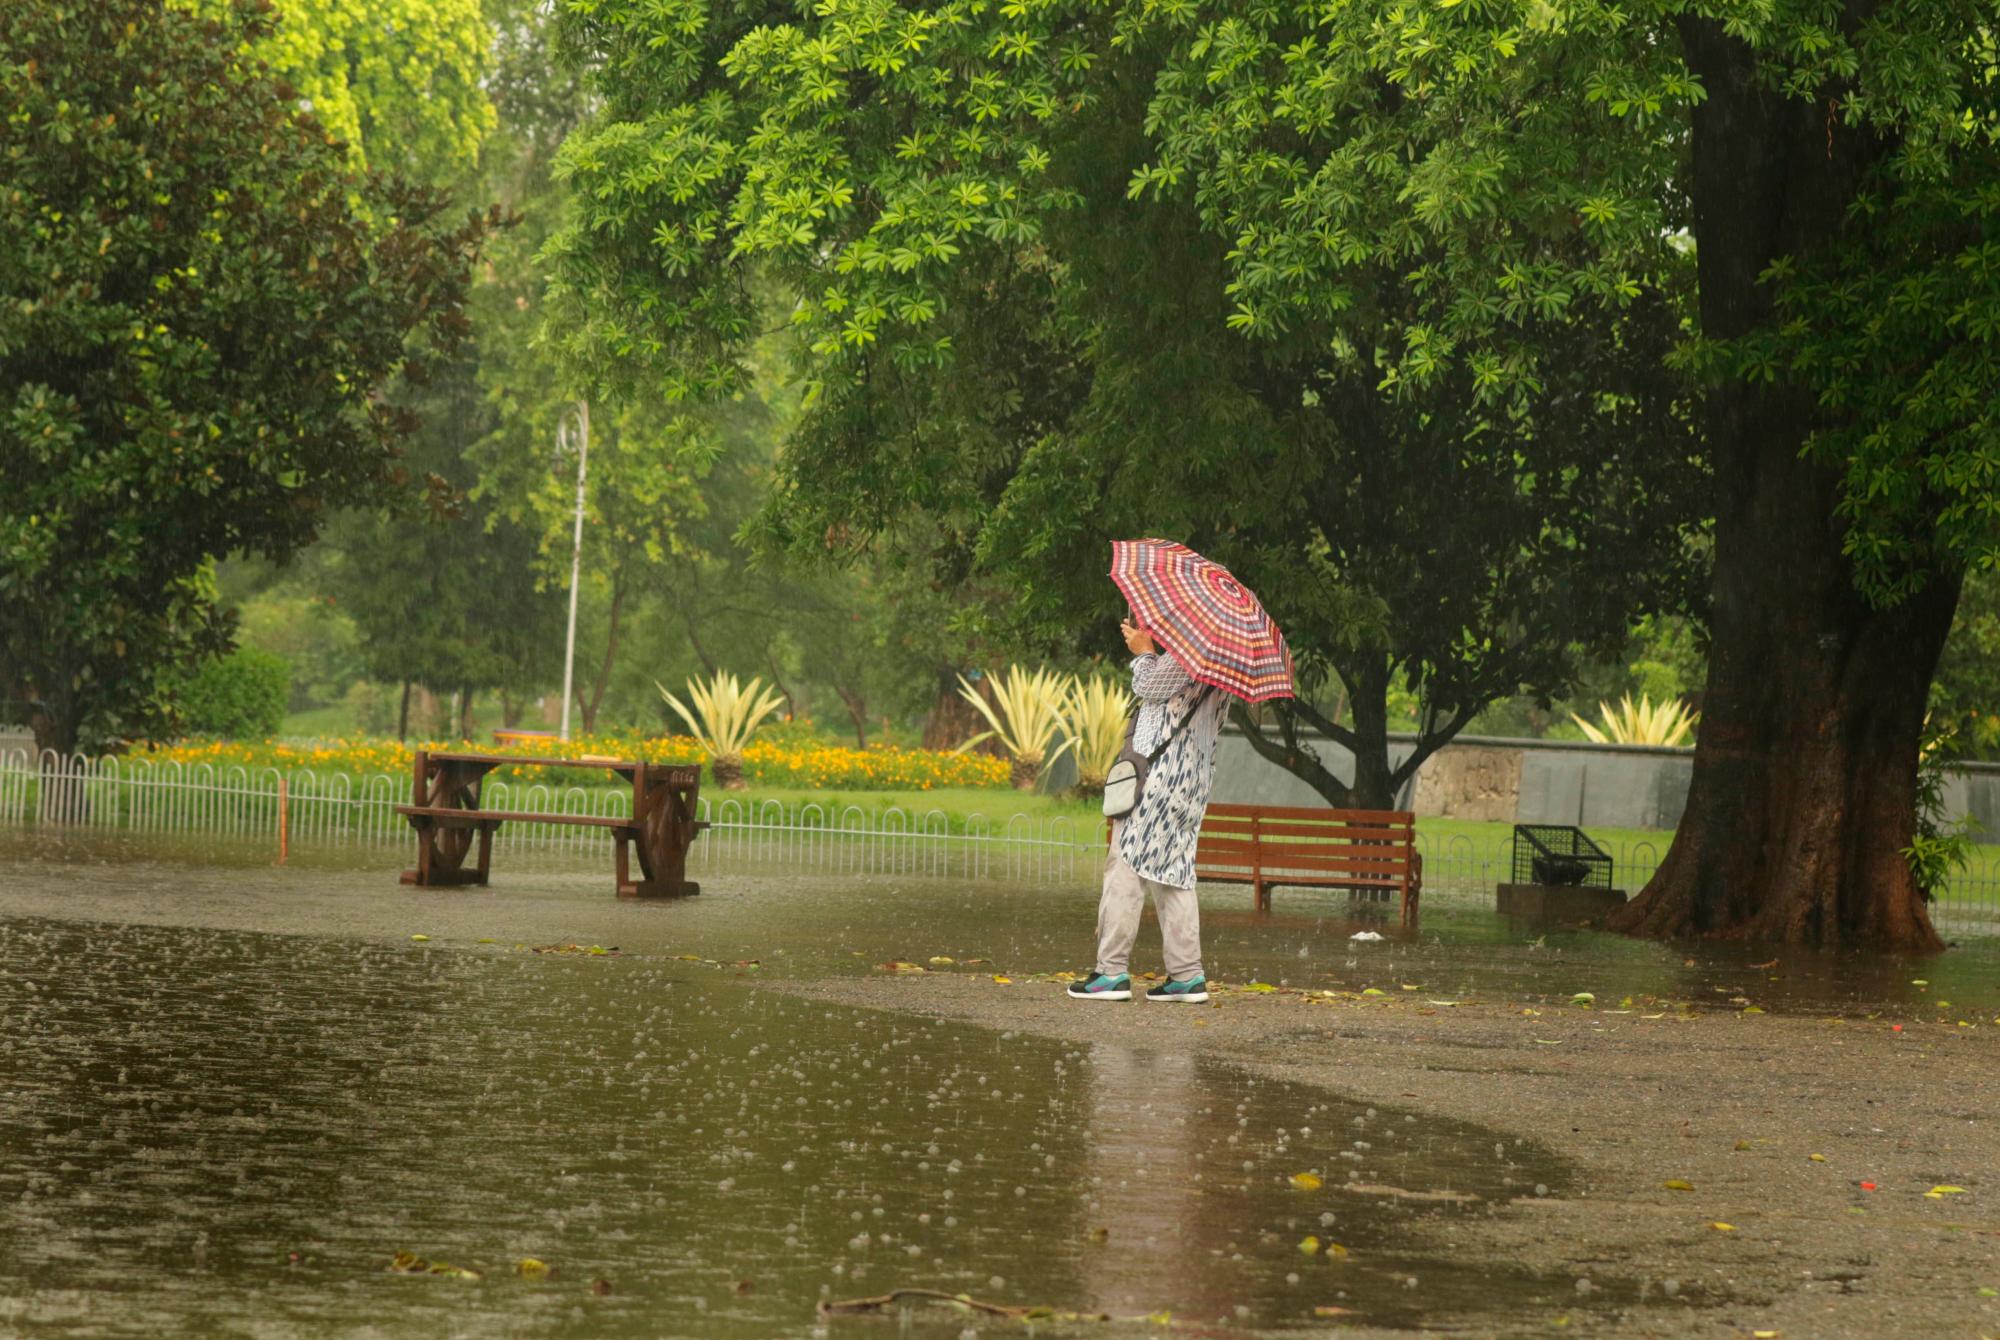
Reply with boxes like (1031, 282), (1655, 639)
(0, 913), (1669, 1337)
(0, 829), (1991, 1334)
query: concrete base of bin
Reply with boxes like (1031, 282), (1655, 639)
(1496, 883), (1628, 923)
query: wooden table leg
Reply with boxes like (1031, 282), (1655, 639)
(620, 766), (700, 898)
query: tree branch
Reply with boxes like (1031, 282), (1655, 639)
(1230, 701), (1352, 807)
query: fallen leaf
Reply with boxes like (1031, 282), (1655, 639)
(476, 937), (496, 944)
(928, 956), (956, 966)
(1753, 1330), (1780, 1337)
(1809, 1153), (1826, 1163)
(1533, 1038), (1564, 1045)
(1925, 1185), (1967, 1198)
(409, 934), (431, 942)
(1289, 1172), (1324, 1191)
(1400, 983), (1421, 991)
(991, 975), (1013, 984)
(1361, 988), (1387, 997)
(1733, 1141), (1752, 1152)
(1089, 1227), (1109, 1243)
(1742, 1006), (1766, 1015)
(1325, 1242), (1350, 1259)
(1314, 1305), (1359, 1317)
(426, 1262), (481, 1280)
(1571, 992), (1595, 1006)
(733, 1279), (754, 1295)
(1911, 979), (1929, 987)
(591, 1278), (614, 1296)
(1860, 1181), (1877, 1191)
(389, 1252), (427, 1273)
(876, 961), (926, 974)
(1298, 1235), (1321, 1255)
(517, 1258), (550, 1278)
(1662, 1179), (1694, 1191)
(1710, 1221), (1736, 1231)
(1243, 982), (1278, 993)
(1749, 959), (1778, 969)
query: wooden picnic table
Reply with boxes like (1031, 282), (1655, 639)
(394, 750), (708, 898)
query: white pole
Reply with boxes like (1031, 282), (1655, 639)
(558, 400), (589, 743)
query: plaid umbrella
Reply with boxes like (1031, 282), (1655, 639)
(1109, 539), (1295, 702)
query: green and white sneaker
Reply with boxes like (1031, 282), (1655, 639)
(1145, 976), (1210, 1003)
(1066, 970), (1132, 1001)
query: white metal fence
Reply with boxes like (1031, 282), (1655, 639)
(2, 748), (1996, 935)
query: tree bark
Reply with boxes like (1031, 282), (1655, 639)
(397, 679), (411, 741)
(1608, 16), (1952, 950)
(457, 685), (474, 740)
(923, 668), (1004, 756)
(833, 683), (869, 748)
(579, 575), (626, 737)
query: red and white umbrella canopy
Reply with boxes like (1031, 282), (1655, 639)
(1109, 539), (1295, 703)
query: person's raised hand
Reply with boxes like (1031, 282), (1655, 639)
(1121, 618), (1157, 655)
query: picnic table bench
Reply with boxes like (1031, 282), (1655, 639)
(394, 750), (707, 898)
(1195, 803), (1421, 927)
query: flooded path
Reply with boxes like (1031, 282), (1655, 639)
(2, 831), (1996, 1336)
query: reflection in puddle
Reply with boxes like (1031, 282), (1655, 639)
(0, 916), (1655, 1337)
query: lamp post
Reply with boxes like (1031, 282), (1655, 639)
(556, 401), (590, 742)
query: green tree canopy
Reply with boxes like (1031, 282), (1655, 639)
(180, 0), (495, 180)
(0, 0), (490, 753)
(546, 0), (1709, 809)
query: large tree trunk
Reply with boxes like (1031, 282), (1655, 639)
(1609, 17), (1953, 950)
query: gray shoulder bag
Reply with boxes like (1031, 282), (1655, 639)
(1102, 687), (1213, 819)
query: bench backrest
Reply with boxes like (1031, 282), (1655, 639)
(1196, 803), (1418, 887)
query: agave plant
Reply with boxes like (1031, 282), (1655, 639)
(657, 672), (787, 789)
(957, 665), (1076, 790)
(1571, 693), (1698, 747)
(1060, 675), (1135, 797)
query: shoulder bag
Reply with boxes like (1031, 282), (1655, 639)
(1102, 686), (1213, 819)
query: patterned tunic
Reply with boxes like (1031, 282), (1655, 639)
(1116, 652), (1229, 889)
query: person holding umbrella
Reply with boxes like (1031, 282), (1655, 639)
(1069, 541), (1294, 1004)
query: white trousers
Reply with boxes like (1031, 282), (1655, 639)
(1095, 822), (1203, 981)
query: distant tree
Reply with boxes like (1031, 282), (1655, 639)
(179, 0), (495, 181)
(0, 0), (490, 755)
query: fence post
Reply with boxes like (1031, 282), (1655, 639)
(276, 776), (289, 865)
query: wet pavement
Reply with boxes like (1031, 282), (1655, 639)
(1, 830), (1995, 1337)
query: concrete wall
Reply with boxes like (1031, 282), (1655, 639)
(1210, 726), (1996, 832)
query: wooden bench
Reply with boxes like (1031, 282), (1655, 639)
(393, 750), (708, 898)
(1194, 803), (1422, 927)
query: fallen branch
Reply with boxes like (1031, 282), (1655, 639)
(818, 1288), (1033, 1320)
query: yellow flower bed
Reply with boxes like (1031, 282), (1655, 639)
(137, 733), (1010, 791)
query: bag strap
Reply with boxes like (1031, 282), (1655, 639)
(1142, 684), (1215, 762)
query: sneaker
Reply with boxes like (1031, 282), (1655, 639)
(1145, 976), (1210, 1003)
(1066, 970), (1132, 1001)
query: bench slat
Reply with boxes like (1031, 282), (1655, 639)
(1196, 836), (1413, 860)
(1192, 808), (1416, 828)
(396, 805), (640, 830)
(1192, 824), (1416, 844)
(1197, 856), (1412, 878)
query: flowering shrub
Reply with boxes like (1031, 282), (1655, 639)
(138, 732), (1010, 791)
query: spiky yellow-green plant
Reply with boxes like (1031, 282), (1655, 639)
(957, 666), (1076, 790)
(1060, 675), (1135, 797)
(657, 672), (787, 789)
(1571, 694), (1698, 747)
